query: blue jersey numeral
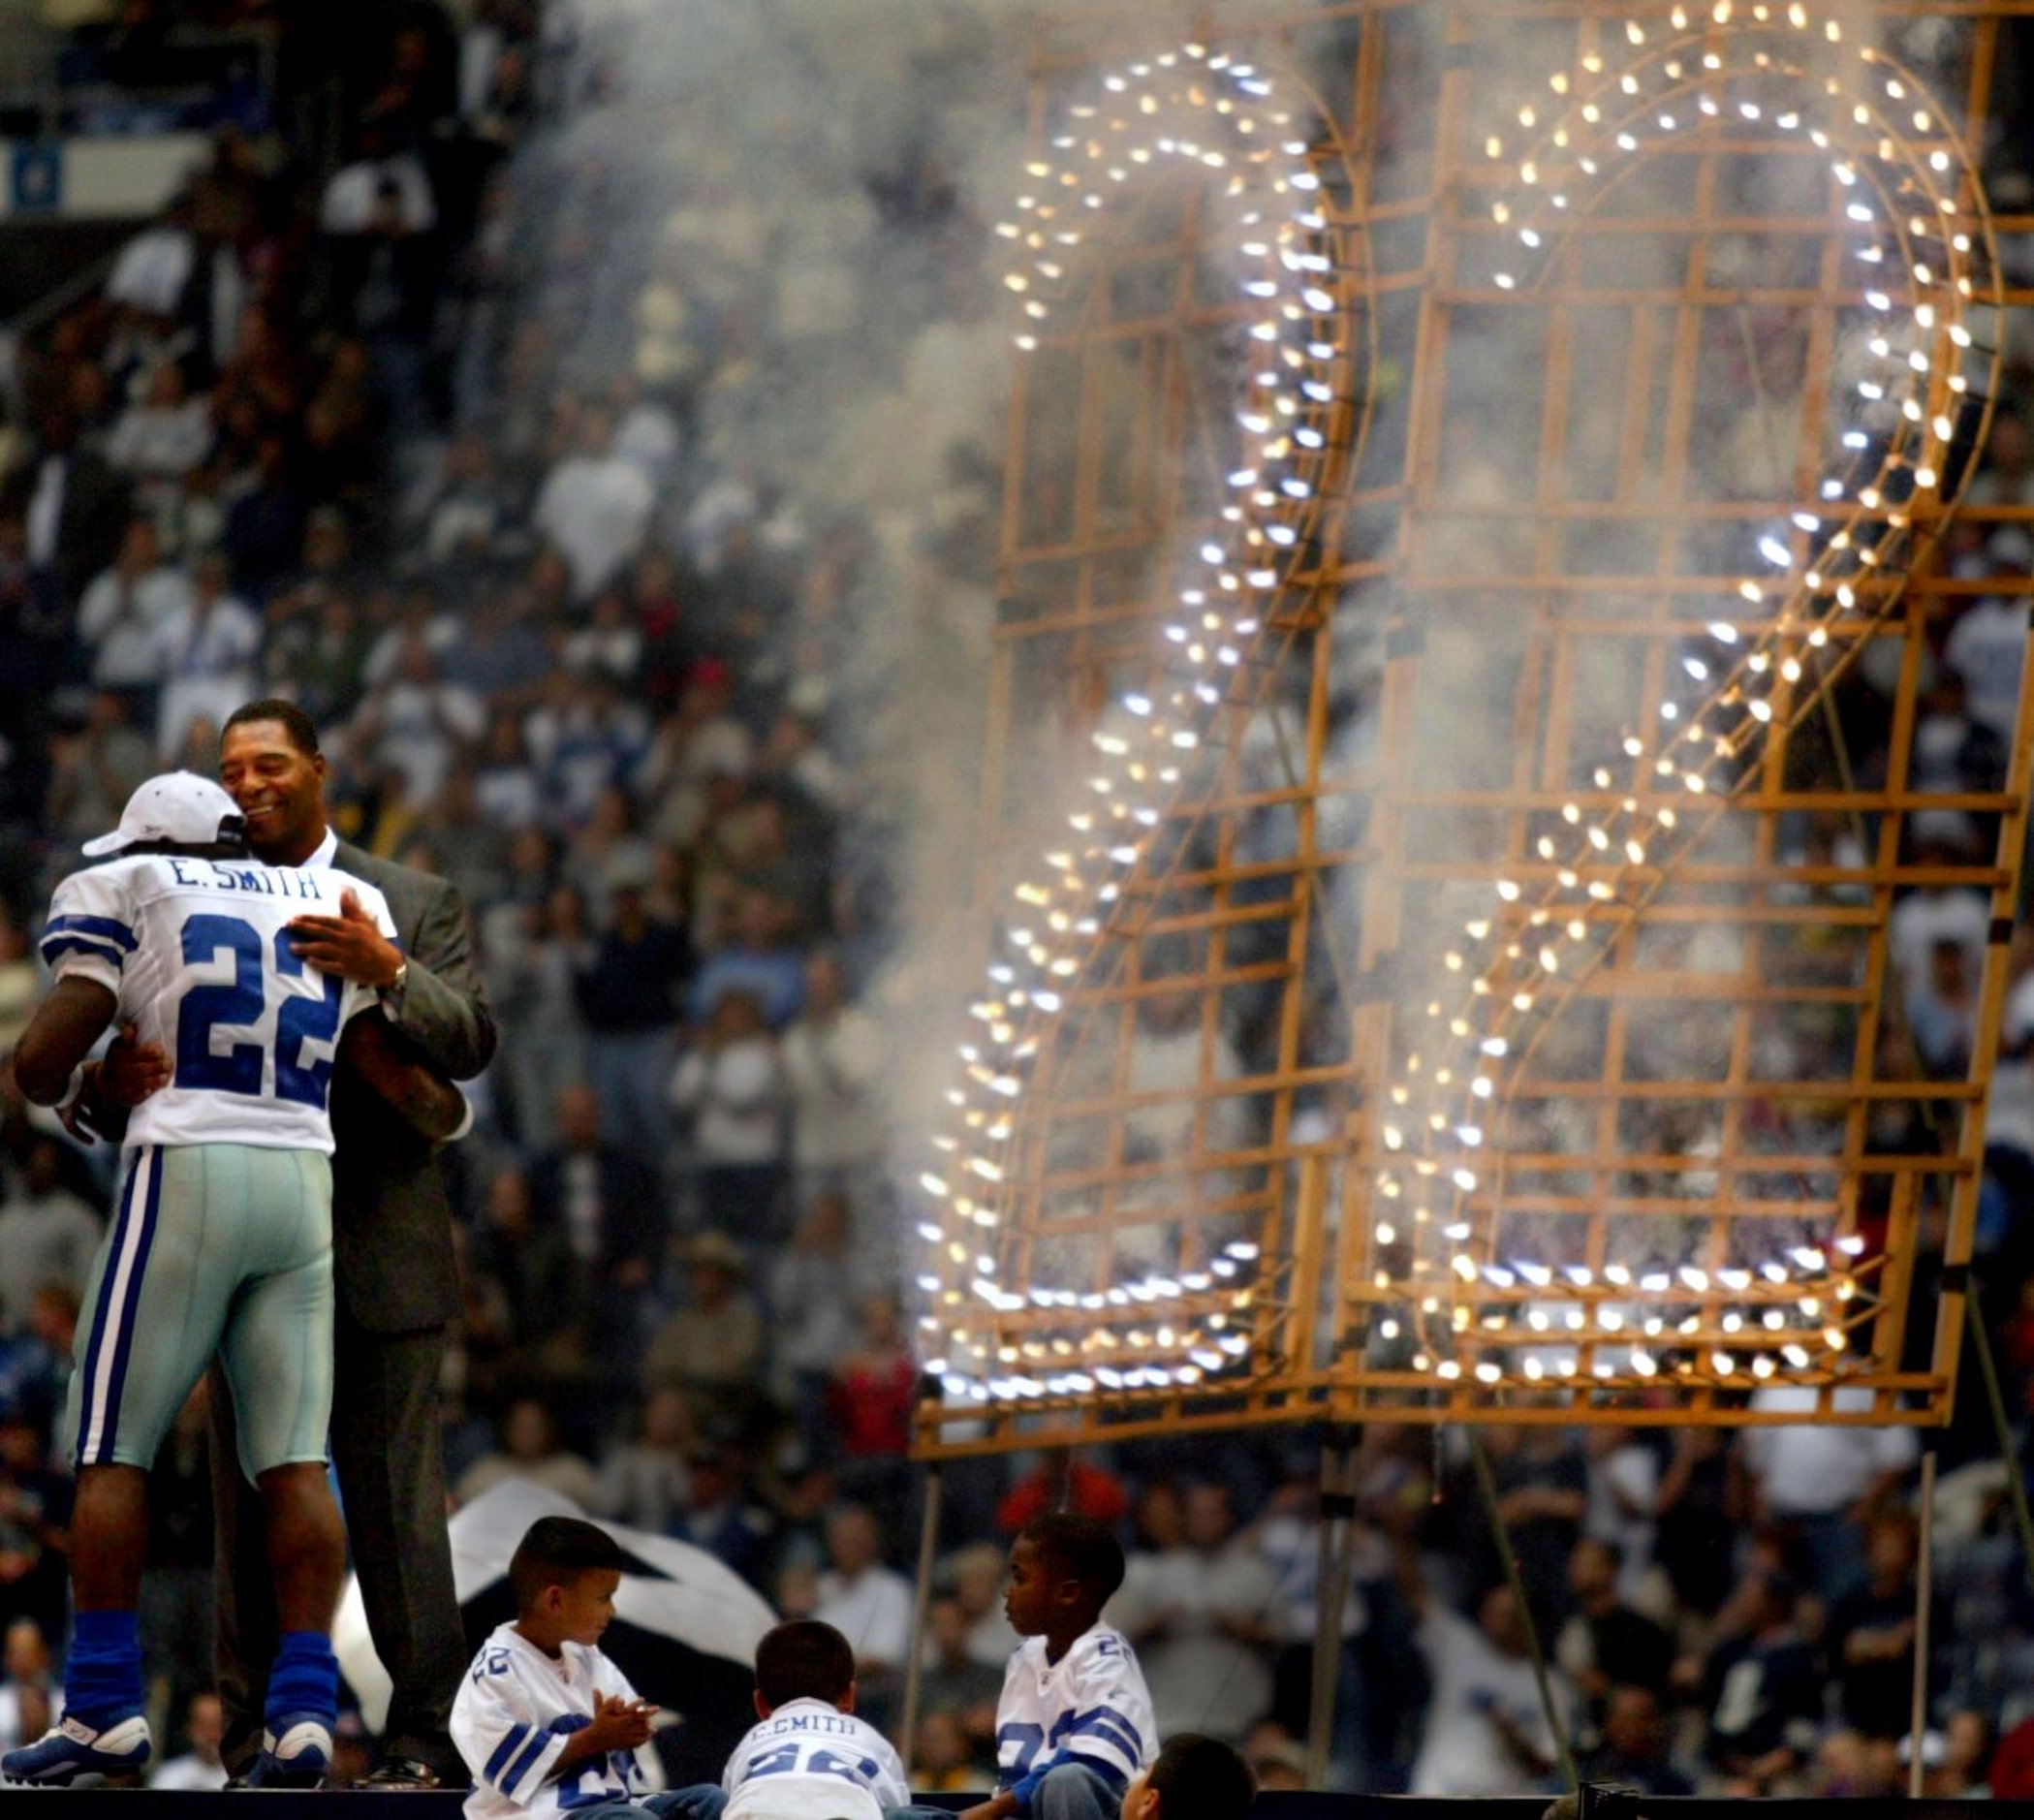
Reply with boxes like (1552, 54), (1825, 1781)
(172, 914), (346, 1110)
(742, 1744), (879, 1786)
(557, 1755), (633, 1808)
(271, 928), (343, 1107)
(998, 1722), (1047, 1777)
(175, 915), (265, 1094)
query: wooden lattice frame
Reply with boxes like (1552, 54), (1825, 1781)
(915, 0), (2034, 1457)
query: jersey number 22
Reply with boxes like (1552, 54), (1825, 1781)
(175, 914), (343, 1107)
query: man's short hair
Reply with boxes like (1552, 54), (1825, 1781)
(508, 1517), (626, 1612)
(222, 698), (322, 758)
(1019, 1512), (1126, 1606)
(1149, 1735), (1257, 1820)
(754, 1619), (855, 1709)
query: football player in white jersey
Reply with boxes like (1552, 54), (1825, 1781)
(2, 773), (467, 1789)
(964, 1515), (1157, 1820)
(717, 1620), (912, 1820)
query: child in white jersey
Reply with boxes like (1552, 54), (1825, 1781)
(453, 1517), (679, 1820)
(960, 1515), (1157, 1820)
(717, 1620), (910, 1820)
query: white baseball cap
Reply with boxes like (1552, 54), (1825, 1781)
(81, 771), (247, 858)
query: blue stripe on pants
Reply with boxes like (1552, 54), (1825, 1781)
(75, 1150), (145, 1466)
(97, 1146), (165, 1459)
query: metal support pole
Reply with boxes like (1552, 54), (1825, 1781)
(898, 1462), (945, 1776)
(1304, 1433), (1359, 1790)
(1908, 1446), (1938, 1801)
(1465, 1428), (1580, 1795)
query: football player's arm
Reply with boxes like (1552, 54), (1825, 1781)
(337, 1014), (470, 1142)
(13, 978), (118, 1106)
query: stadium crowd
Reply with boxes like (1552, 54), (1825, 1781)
(2, 0), (2034, 1802)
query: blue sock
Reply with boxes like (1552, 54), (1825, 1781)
(64, 1611), (142, 1725)
(265, 1631), (338, 1729)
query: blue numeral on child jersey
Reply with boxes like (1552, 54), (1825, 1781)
(172, 914), (344, 1109)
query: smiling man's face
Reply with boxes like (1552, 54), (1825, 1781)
(219, 717), (328, 865)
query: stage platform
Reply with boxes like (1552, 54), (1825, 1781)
(11, 1796), (2018, 1819)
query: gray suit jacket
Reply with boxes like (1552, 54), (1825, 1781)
(329, 839), (496, 1333)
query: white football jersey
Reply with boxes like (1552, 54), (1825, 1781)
(721, 1698), (910, 1820)
(453, 1623), (651, 1820)
(40, 853), (396, 1155)
(994, 1624), (1156, 1802)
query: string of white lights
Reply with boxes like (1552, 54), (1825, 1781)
(1372, 4), (2001, 1393)
(912, 47), (1361, 1405)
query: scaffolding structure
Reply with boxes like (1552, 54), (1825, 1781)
(914, 0), (2034, 1458)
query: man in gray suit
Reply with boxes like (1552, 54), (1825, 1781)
(93, 698), (495, 1786)
(217, 699), (494, 1786)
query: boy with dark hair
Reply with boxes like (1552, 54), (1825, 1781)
(959, 1515), (1156, 1820)
(1123, 1736), (1257, 1820)
(716, 1619), (911, 1820)
(453, 1517), (675, 1820)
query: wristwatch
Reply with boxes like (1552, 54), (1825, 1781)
(386, 959), (410, 1001)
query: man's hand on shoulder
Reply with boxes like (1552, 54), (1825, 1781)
(288, 889), (405, 989)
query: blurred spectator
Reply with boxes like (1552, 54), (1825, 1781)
(781, 954), (884, 1209)
(1119, 1481), (1280, 1743)
(528, 1083), (663, 1378)
(154, 550), (262, 760)
(576, 860), (691, 1164)
(669, 1443), (773, 1585)
(4, 410), (134, 598)
(1737, 1383), (1919, 1599)
(671, 987), (789, 1245)
(0, 1399), (71, 1641)
(813, 1504), (912, 1690)
(0, 1136), (102, 1332)
(149, 1689), (229, 1791)
(486, 881), (588, 1151)
(107, 191), (197, 321)
(1409, 1585), (1577, 1796)
(77, 514), (193, 710)
(641, 1233), (764, 1434)
(1580, 1685), (1695, 1797)
(454, 1396), (600, 1507)
(1554, 1537), (1674, 1731)
(594, 1388), (694, 1535)
(534, 404), (653, 599)
(768, 1192), (863, 1439)
(916, 1596), (1002, 1729)
(1700, 1570), (1822, 1794)
(689, 888), (805, 1029)
(825, 1297), (916, 1533)
(108, 360), (213, 494)
(995, 1449), (1131, 1537)
(908, 1707), (984, 1794)
(1826, 1508), (1935, 1741)
(467, 1163), (586, 1398)
(0, 1618), (54, 1757)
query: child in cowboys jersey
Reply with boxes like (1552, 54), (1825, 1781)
(959, 1515), (1158, 1820)
(453, 1518), (682, 1820)
(653, 1619), (946, 1820)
